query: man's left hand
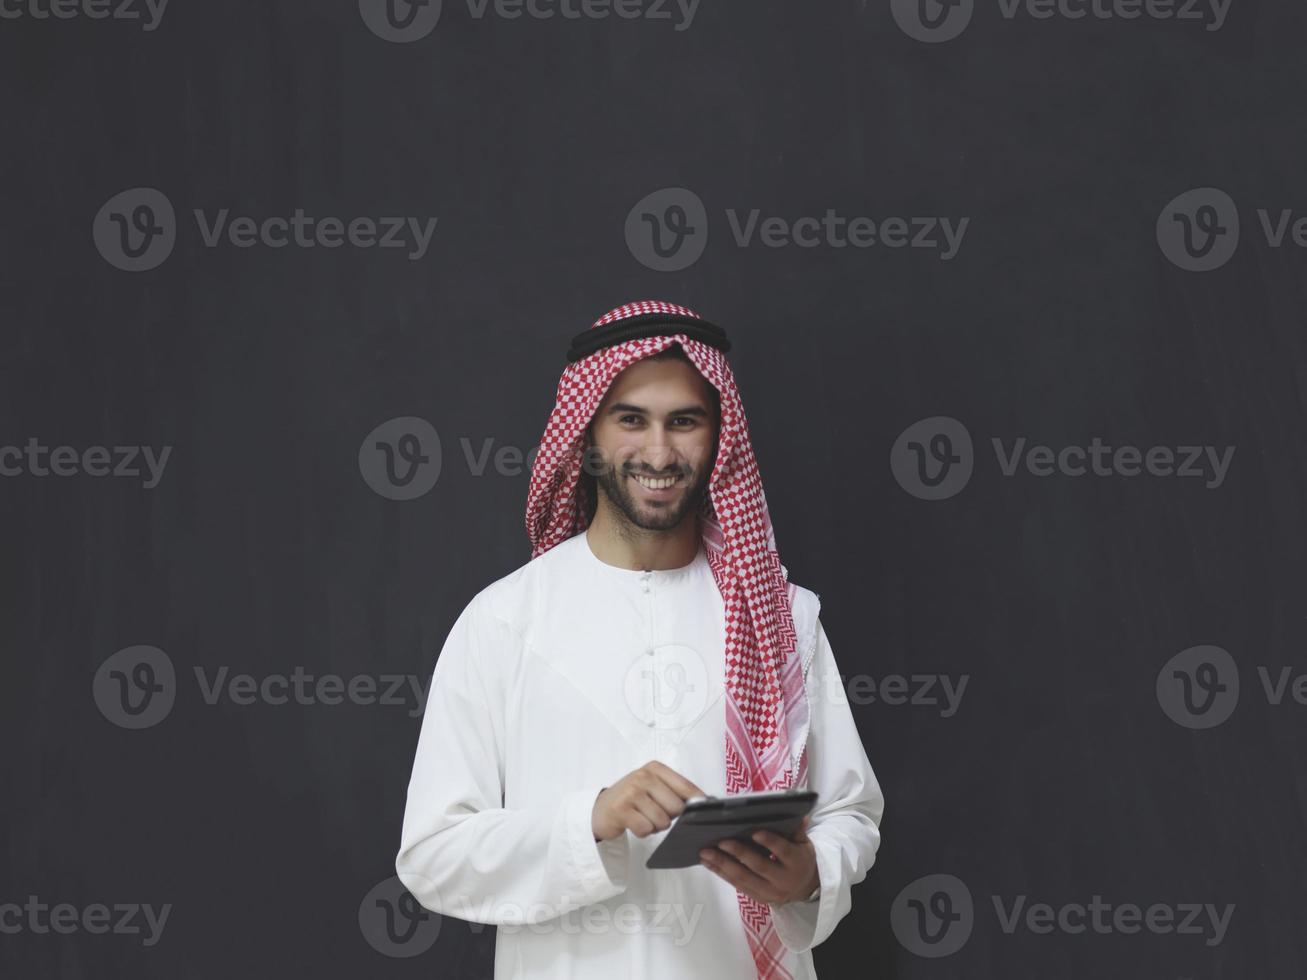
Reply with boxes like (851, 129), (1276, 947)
(699, 815), (819, 905)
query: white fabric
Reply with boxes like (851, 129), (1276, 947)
(396, 531), (885, 978)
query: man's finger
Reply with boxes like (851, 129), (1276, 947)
(627, 796), (673, 835)
(644, 778), (692, 820)
(715, 839), (785, 883)
(646, 761), (705, 801)
(750, 829), (801, 864)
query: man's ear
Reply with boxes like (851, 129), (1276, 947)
(580, 424), (599, 472)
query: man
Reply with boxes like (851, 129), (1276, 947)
(396, 300), (884, 979)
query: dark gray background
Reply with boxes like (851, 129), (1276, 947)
(3, 0), (1305, 976)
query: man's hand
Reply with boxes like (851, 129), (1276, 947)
(699, 815), (820, 905)
(591, 761), (705, 842)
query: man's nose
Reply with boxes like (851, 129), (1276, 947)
(639, 434), (679, 473)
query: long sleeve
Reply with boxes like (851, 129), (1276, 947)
(395, 592), (631, 925)
(769, 617), (885, 953)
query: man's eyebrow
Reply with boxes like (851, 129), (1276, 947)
(606, 403), (711, 418)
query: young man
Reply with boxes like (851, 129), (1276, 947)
(396, 301), (884, 979)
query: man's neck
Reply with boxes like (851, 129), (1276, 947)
(585, 508), (701, 572)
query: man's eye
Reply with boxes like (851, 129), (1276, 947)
(617, 416), (695, 427)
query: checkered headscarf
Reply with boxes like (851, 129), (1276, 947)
(525, 300), (810, 980)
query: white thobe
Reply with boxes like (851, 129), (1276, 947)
(396, 530), (885, 979)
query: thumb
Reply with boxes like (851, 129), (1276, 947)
(792, 815), (812, 842)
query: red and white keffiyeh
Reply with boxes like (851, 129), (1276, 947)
(524, 300), (811, 980)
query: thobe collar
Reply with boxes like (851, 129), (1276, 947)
(576, 531), (709, 585)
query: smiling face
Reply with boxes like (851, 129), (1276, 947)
(584, 347), (720, 533)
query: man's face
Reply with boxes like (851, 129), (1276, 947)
(585, 354), (720, 532)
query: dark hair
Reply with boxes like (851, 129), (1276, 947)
(645, 343), (721, 415)
(645, 343), (692, 364)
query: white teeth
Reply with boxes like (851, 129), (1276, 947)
(633, 473), (677, 490)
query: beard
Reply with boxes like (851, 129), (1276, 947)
(591, 455), (713, 533)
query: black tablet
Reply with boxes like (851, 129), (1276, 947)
(645, 790), (818, 869)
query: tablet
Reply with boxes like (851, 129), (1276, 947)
(645, 790), (818, 869)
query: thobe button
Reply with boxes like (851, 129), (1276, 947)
(645, 718), (655, 727)
(645, 648), (654, 657)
